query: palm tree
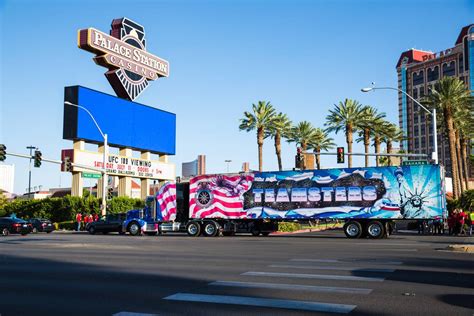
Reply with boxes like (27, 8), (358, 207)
(370, 123), (385, 167)
(239, 101), (276, 172)
(423, 77), (472, 198)
(381, 122), (404, 166)
(266, 113), (292, 171)
(286, 121), (316, 151)
(309, 128), (335, 169)
(454, 105), (474, 191)
(325, 99), (365, 168)
(357, 106), (386, 167)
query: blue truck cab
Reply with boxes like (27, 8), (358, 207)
(122, 196), (159, 236)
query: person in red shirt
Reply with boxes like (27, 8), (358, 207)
(458, 210), (467, 236)
(93, 213), (99, 222)
(83, 214), (90, 226)
(75, 212), (82, 231)
(88, 214), (93, 223)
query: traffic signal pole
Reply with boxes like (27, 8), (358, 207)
(26, 145), (35, 198)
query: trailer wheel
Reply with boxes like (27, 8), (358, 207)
(367, 221), (384, 239)
(261, 232), (270, 237)
(250, 227), (261, 236)
(128, 222), (141, 236)
(203, 221), (218, 237)
(186, 221), (201, 237)
(344, 221), (362, 238)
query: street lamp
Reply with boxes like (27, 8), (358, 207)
(225, 160), (232, 173)
(361, 85), (438, 164)
(64, 101), (108, 216)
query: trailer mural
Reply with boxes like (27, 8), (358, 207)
(183, 165), (445, 220)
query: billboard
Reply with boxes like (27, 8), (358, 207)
(63, 86), (176, 155)
(184, 165), (446, 220)
(69, 149), (175, 180)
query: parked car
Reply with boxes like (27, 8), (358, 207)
(0, 217), (31, 236)
(28, 218), (54, 233)
(86, 213), (126, 235)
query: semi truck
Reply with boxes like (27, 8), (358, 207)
(122, 164), (447, 239)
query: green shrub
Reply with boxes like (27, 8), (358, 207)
(0, 195), (144, 223)
(277, 222), (302, 232)
(56, 220), (76, 230)
(459, 190), (474, 212)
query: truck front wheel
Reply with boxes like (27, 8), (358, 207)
(367, 221), (384, 239)
(186, 221), (201, 237)
(128, 222), (141, 236)
(344, 221), (362, 238)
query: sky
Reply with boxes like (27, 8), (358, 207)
(0, 0), (473, 194)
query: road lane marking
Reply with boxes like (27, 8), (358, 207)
(209, 280), (372, 294)
(290, 259), (403, 265)
(241, 271), (385, 282)
(364, 249), (418, 252)
(164, 293), (356, 313)
(113, 312), (158, 316)
(269, 264), (395, 273)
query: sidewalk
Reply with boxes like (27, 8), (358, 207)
(271, 225), (342, 236)
(446, 244), (474, 253)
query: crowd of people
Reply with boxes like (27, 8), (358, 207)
(417, 209), (473, 236)
(75, 212), (99, 231)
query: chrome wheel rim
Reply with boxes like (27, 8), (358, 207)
(188, 224), (198, 235)
(368, 224), (381, 237)
(130, 224), (139, 235)
(347, 224), (359, 237)
(205, 224), (215, 235)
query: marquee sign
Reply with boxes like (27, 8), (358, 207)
(71, 149), (175, 180)
(78, 18), (169, 101)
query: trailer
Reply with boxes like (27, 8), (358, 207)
(124, 165), (447, 238)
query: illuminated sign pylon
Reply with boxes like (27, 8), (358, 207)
(78, 18), (169, 101)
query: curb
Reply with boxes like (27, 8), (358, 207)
(446, 244), (474, 253)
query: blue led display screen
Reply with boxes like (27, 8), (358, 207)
(63, 86), (176, 155)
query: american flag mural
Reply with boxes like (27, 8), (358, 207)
(156, 182), (177, 221)
(189, 174), (254, 219)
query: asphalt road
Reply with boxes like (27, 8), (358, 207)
(0, 230), (473, 316)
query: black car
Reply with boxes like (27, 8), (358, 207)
(28, 218), (54, 233)
(0, 217), (31, 236)
(86, 213), (126, 235)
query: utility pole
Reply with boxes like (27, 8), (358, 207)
(26, 145), (36, 199)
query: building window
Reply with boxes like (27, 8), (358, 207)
(429, 135), (434, 147)
(421, 123), (426, 135)
(421, 137), (426, 148)
(414, 115), (418, 124)
(414, 138), (419, 148)
(412, 88), (418, 99)
(428, 66), (439, 81)
(442, 62), (456, 77)
(414, 127), (419, 136)
(419, 86), (425, 97)
(413, 70), (424, 86)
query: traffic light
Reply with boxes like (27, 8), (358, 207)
(0, 144), (6, 161)
(107, 187), (113, 200)
(64, 157), (73, 172)
(34, 150), (42, 167)
(337, 147), (345, 164)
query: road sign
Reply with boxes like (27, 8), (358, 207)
(82, 172), (102, 179)
(402, 160), (429, 166)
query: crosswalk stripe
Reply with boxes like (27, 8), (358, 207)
(290, 258), (403, 265)
(242, 271), (385, 282)
(164, 293), (356, 313)
(269, 264), (395, 273)
(209, 280), (372, 294)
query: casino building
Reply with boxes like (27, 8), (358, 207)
(396, 24), (474, 176)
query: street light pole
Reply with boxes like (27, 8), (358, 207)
(64, 101), (108, 216)
(26, 145), (36, 198)
(361, 86), (438, 164)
